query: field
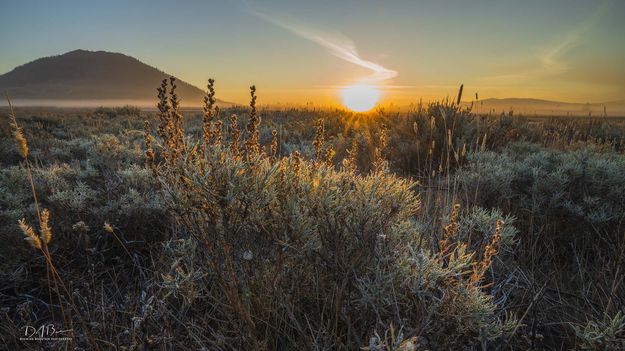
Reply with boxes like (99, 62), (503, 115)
(1, 82), (625, 350)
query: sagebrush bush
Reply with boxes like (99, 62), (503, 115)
(151, 144), (514, 349)
(459, 141), (625, 228)
(574, 312), (625, 350)
(458, 141), (625, 344)
(0, 132), (167, 263)
(133, 82), (516, 349)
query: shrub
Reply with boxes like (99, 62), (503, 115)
(142, 83), (515, 349)
(457, 141), (625, 345)
(458, 141), (625, 229)
(574, 312), (625, 350)
(150, 146), (515, 349)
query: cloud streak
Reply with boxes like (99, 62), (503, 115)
(541, 0), (612, 73)
(482, 0), (613, 82)
(250, 9), (397, 83)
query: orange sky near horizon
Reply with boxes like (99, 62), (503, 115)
(1, 0), (624, 106)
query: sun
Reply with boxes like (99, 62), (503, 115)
(341, 83), (381, 112)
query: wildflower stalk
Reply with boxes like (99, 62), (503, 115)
(470, 219), (503, 285)
(230, 114), (241, 157)
(373, 123), (389, 173)
(440, 203), (460, 254)
(169, 77), (185, 160)
(213, 106), (223, 145)
(313, 118), (325, 162)
(342, 139), (359, 173)
(202, 78), (217, 150)
(156, 79), (171, 162)
(270, 129), (278, 162)
(324, 145), (336, 166)
(245, 85), (260, 160)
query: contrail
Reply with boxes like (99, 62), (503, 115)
(251, 10), (397, 83)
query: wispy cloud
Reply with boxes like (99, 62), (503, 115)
(540, 0), (612, 72)
(482, 0), (613, 82)
(249, 9), (397, 84)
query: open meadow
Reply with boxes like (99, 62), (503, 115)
(1, 81), (624, 349)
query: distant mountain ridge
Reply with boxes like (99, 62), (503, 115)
(479, 97), (625, 106)
(0, 50), (230, 107)
(467, 98), (625, 116)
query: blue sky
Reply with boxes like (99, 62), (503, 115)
(1, 0), (623, 104)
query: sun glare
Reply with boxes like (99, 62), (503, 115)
(341, 84), (381, 112)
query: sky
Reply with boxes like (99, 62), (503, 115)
(1, 0), (624, 106)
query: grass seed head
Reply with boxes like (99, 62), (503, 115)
(19, 218), (41, 250)
(103, 222), (114, 233)
(14, 127), (29, 159)
(40, 208), (52, 244)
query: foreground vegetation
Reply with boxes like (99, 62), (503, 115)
(1, 80), (624, 350)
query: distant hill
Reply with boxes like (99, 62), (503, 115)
(468, 98), (625, 117)
(0, 50), (231, 107)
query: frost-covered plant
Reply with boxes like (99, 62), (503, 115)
(154, 145), (514, 349)
(49, 181), (97, 213)
(147, 82), (513, 349)
(457, 207), (518, 253)
(575, 312), (625, 350)
(458, 141), (625, 347)
(89, 133), (143, 168)
(458, 142), (625, 227)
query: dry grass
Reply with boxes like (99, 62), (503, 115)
(0, 80), (624, 350)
